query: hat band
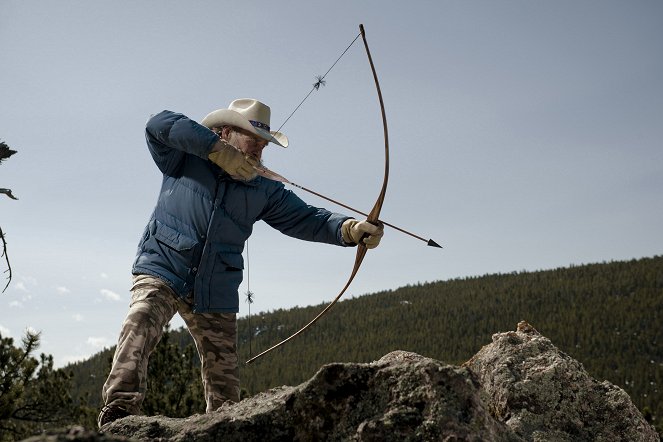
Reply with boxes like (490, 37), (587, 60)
(250, 120), (270, 132)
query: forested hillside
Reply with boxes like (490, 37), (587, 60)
(69, 255), (662, 430)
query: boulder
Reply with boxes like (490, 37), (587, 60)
(463, 321), (658, 441)
(102, 350), (520, 441)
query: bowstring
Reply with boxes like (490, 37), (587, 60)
(245, 239), (254, 357)
(244, 31), (361, 361)
(274, 32), (362, 134)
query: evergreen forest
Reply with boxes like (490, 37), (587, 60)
(3, 255), (661, 439)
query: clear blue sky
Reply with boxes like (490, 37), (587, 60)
(1, 0), (661, 367)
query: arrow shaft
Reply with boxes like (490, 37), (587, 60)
(254, 165), (441, 247)
(293, 183), (427, 243)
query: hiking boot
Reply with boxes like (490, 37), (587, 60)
(97, 405), (130, 428)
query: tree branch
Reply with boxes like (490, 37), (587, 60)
(0, 141), (17, 163)
(1, 227), (12, 293)
(1, 141), (18, 292)
(0, 188), (18, 200)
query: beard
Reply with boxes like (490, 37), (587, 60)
(224, 133), (263, 182)
(228, 130), (266, 164)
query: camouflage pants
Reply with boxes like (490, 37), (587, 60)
(101, 274), (239, 414)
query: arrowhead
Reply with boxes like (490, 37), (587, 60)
(427, 239), (443, 248)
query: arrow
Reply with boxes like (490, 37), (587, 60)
(254, 165), (442, 248)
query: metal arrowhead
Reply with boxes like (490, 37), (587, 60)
(427, 239), (443, 248)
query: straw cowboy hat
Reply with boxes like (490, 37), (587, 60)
(201, 98), (288, 148)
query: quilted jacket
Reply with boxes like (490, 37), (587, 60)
(132, 110), (350, 313)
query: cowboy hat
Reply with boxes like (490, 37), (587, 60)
(201, 98), (288, 148)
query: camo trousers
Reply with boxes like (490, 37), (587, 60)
(101, 274), (239, 414)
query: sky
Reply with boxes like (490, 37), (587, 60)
(1, 0), (661, 368)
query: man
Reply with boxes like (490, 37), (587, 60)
(98, 98), (383, 427)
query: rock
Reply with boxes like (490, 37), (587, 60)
(103, 351), (520, 441)
(463, 321), (659, 441)
(20, 425), (132, 442)
(23, 322), (659, 441)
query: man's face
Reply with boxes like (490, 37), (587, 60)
(228, 128), (269, 161)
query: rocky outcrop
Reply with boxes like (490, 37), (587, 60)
(464, 321), (658, 441)
(23, 322), (659, 441)
(102, 351), (520, 442)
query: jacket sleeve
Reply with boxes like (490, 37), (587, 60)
(145, 110), (219, 175)
(260, 184), (352, 246)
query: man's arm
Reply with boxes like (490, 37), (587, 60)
(261, 186), (352, 246)
(144, 110), (218, 175)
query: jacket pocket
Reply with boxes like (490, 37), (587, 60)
(153, 220), (197, 251)
(140, 220), (199, 292)
(204, 252), (244, 311)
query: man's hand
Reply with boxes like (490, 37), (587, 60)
(208, 139), (258, 181)
(341, 219), (384, 249)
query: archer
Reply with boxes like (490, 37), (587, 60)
(97, 99), (383, 427)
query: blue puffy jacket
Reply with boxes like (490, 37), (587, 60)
(132, 110), (351, 313)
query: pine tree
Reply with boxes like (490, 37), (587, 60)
(0, 331), (78, 441)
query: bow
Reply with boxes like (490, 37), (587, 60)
(245, 24), (388, 364)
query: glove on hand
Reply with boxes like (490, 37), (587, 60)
(341, 219), (384, 249)
(208, 139), (258, 181)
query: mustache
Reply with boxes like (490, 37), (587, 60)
(247, 154), (264, 167)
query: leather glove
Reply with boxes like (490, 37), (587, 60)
(341, 219), (384, 249)
(208, 139), (258, 181)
